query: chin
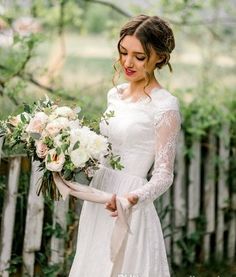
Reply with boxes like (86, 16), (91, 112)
(123, 74), (144, 83)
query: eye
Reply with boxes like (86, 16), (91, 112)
(136, 56), (146, 61)
(120, 51), (127, 56)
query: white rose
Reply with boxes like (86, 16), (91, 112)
(68, 119), (81, 130)
(45, 117), (69, 137)
(35, 140), (48, 158)
(26, 112), (48, 134)
(70, 147), (89, 168)
(53, 106), (77, 120)
(9, 112), (31, 126)
(88, 134), (108, 159)
(78, 127), (94, 147)
(45, 149), (65, 172)
(54, 134), (63, 148)
(69, 128), (81, 152)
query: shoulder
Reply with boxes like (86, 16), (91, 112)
(107, 83), (128, 104)
(151, 88), (180, 112)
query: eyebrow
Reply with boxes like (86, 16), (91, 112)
(119, 44), (145, 55)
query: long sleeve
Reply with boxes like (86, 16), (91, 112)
(130, 108), (181, 208)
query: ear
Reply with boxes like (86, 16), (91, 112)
(156, 54), (165, 64)
(155, 55), (166, 68)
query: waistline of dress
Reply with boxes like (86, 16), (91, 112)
(98, 165), (147, 182)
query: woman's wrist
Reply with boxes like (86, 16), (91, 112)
(124, 193), (139, 206)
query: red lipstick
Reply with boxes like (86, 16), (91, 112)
(125, 68), (136, 76)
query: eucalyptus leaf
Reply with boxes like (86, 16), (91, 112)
(74, 171), (89, 185)
(73, 141), (80, 150)
(30, 132), (41, 140)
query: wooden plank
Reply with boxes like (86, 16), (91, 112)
(22, 160), (44, 277)
(0, 137), (4, 164)
(172, 229), (182, 265)
(218, 124), (230, 209)
(228, 212), (236, 262)
(188, 138), (201, 237)
(203, 234), (211, 262)
(216, 124), (230, 260)
(203, 132), (216, 262)
(216, 209), (224, 259)
(174, 130), (186, 227)
(188, 138), (201, 220)
(0, 157), (21, 277)
(162, 189), (171, 260)
(50, 198), (69, 265)
(172, 131), (186, 265)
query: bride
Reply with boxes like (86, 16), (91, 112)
(54, 14), (181, 277)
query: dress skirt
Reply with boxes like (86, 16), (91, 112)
(69, 167), (170, 277)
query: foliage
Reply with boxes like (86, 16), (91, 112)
(0, 0), (235, 275)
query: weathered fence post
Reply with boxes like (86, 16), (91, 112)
(187, 136), (201, 262)
(0, 137), (3, 163)
(216, 124), (230, 259)
(188, 138), (201, 233)
(50, 198), (69, 266)
(162, 190), (171, 259)
(22, 161), (44, 277)
(228, 142), (236, 262)
(0, 157), (21, 277)
(173, 130), (186, 265)
(203, 132), (216, 262)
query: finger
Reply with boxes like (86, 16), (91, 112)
(128, 195), (139, 205)
(105, 203), (116, 212)
(110, 194), (117, 210)
(110, 211), (118, 217)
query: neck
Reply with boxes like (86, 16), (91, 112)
(128, 76), (161, 96)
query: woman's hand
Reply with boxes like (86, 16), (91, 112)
(105, 193), (139, 217)
(105, 194), (117, 217)
(125, 193), (139, 206)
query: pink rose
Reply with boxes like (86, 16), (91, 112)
(26, 112), (48, 135)
(35, 140), (48, 158)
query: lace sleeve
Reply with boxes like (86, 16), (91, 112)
(130, 109), (181, 207)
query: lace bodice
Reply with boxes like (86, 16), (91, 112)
(99, 83), (181, 206)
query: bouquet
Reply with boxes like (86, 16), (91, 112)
(0, 97), (134, 264)
(0, 97), (122, 200)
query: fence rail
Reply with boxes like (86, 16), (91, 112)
(0, 129), (235, 276)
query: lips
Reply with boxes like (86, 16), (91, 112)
(124, 68), (136, 76)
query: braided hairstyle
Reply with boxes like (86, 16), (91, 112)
(118, 14), (175, 72)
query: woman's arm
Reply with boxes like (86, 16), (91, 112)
(129, 109), (181, 208)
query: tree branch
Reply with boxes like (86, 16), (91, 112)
(84, 0), (132, 17)
(0, 64), (78, 101)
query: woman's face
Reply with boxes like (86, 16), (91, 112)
(119, 35), (161, 82)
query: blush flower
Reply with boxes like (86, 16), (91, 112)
(35, 140), (48, 158)
(45, 149), (65, 172)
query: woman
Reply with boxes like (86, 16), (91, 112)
(54, 14), (181, 277)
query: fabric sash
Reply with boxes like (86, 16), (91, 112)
(53, 173), (133, 267)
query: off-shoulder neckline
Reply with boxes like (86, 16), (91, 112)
(115, 83), (165, 104)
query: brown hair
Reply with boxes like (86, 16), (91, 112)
(113, 14), (175, 90)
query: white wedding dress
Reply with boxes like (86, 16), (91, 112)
(69, 83), (181, 277)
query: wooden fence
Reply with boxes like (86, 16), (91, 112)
(0, 127), (235, 276)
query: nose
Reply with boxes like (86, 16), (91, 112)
(123, 55), (134, 68)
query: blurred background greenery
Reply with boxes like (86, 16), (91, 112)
(0, 0), (236, 276)
(0, 0), (235, 119)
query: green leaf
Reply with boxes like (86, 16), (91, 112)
(23, 103), (31, 113)
(61, 143), (68, 152)
(47, 154), (51, 163)
(56, 147), (61, 155)
(73, 141), (80, 150)
(20, 113), (27, 123)
(30, 132), (41, 140)
(74, 171), (89, 185)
